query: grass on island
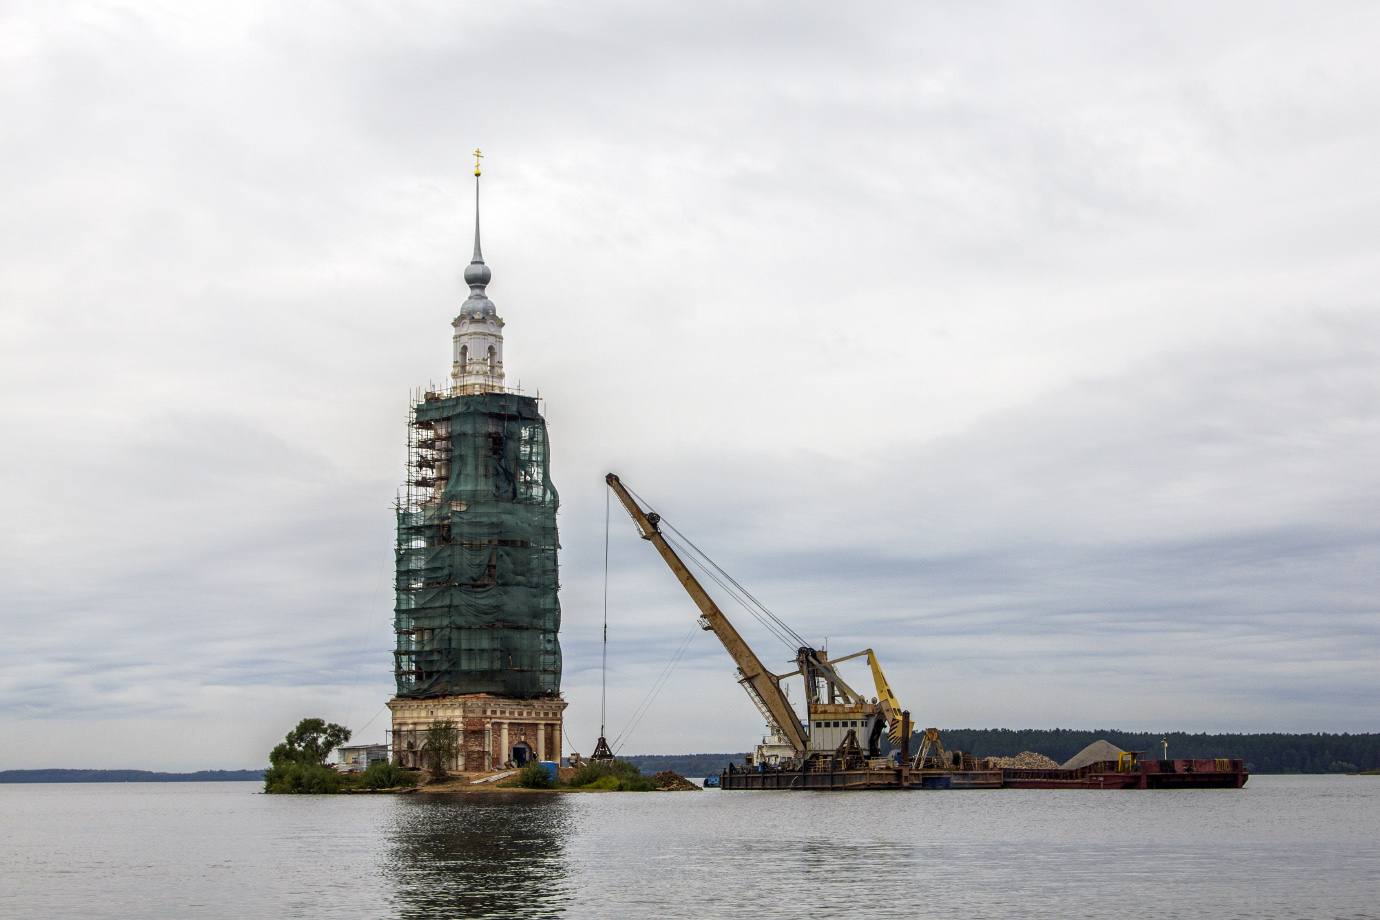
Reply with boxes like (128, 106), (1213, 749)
(492, 758), (660, 791)
(266, 759), (418, 794)
(566, 759), (658, 791)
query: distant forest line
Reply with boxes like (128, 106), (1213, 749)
(0, 769), (264, 783)
(628, 730), (1380, 777)
(623, 754), (747, 777)
(7, 730), (1376, 782)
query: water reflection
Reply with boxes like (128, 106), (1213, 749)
(385, 792), (574, 919)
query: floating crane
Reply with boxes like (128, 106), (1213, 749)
(606, 472), (1250, 792)
(605, 473), (910, 769)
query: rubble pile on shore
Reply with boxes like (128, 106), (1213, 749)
(652, 771), (702, 791)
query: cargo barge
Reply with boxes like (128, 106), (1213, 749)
(1002, 756), (1248, 789)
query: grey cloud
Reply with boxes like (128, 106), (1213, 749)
(564, 312), (1379, 742)
(2, 1), (1378, 766)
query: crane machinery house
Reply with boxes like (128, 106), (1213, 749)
(388, 159), (565, 773)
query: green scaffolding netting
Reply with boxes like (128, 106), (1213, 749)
(394, 391), (562, 700)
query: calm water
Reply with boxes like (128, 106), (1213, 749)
(1, 776), (1376, 919)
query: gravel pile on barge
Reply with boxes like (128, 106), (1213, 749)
(984, 752), (1060, 769)
(1061, 740), (1126, 770)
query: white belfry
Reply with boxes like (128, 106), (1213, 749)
(451, 173), (505, 394)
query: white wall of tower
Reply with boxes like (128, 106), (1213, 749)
(451, 309), (505, 393)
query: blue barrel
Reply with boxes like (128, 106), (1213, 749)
(538, 761), (558, 783)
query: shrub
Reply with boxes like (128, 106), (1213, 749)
(609, 759), (643, 780)
(1330, 761), (1359, 773)
(516, 762), (556, 789)
(354, 761), (418, 790)
(569, 762), (610, 787)
(571, 759), (656, 791)
(264, 762), (345, 794)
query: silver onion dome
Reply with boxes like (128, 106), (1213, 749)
(460, 177), (496, 317)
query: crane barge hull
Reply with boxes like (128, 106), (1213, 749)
(721, 766), (1002, 790)
(720, 758), (1248, 790)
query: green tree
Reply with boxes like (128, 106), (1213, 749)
(263, 718), (352, 794)
(270, 718), (351, 766)
(424, 719), (459, 782)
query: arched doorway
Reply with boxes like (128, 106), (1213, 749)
(512, 742), (533, 766)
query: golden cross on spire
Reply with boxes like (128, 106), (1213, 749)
(473, 148), (484, 177)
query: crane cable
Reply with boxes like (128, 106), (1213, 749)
(621, 484), (807, 652)
(604, 482), (806, 752)
(601, 487), (609, 739)
(662, 528), (804, 652)
(601, 484), (698, 754)
(611, 620), (699, 754)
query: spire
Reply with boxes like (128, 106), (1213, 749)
(470, 149), (484, 263)
(471, 179), (483, 264)
(450, 148), (503, 391)
(461, 149), (493, 310)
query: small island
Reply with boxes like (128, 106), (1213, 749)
(263, 718), (698, 794)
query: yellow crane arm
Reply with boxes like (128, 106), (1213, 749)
(814, 647), (906, 744)
(867, 650), (906, 745)
(605, 473), (810, 755)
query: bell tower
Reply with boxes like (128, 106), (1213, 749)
(390, 150), (566, 775)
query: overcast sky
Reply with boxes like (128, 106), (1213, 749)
(2, 1), (1378, 770)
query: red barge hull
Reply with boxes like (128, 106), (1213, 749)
(1002, 758), (1248, 789)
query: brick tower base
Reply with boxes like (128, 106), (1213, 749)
(389, 694), (566, 772)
